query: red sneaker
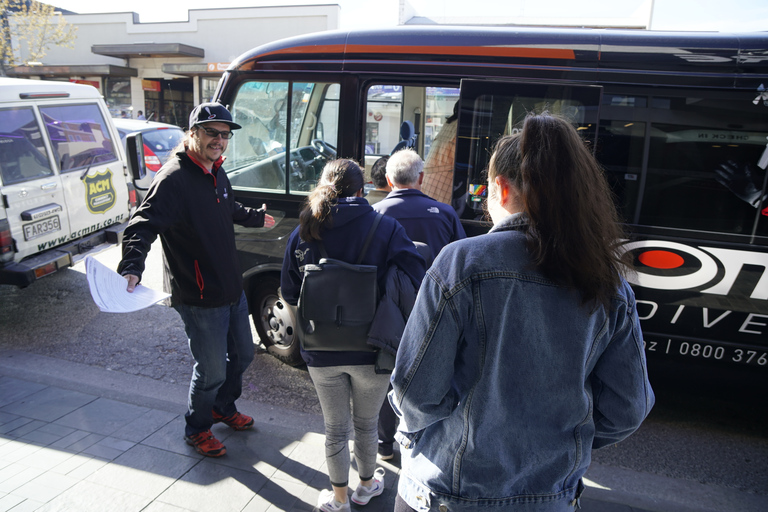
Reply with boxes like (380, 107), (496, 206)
(184, 430), (226, 457)
(212, 410), (255, 431)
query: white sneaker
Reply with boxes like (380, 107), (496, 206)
(316, 489), (350, 512)
(351, 468), (385, 505)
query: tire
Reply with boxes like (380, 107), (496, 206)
(249, 275), (304, 367)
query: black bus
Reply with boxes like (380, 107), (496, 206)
(202, 26), (768, 371)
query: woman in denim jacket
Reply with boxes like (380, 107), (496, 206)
(390, 113), (655, 512)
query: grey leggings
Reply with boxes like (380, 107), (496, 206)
(307, 364), (391, 487)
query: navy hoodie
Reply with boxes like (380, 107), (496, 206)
(281, 196), (426, 367)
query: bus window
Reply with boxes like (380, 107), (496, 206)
(363, 84), (460, 178)
(422, 87), (461, 204)
(455, 80), (601, 219)
(365, 85), (403, 156)
(596, 120), (646, 224)
(227, 81), (340, 194)
(315, 83), (340, 149)
(638, 94), (768, 236)
(424, 87), (460, 156)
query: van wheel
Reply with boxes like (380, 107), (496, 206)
(250, 276), (303, 367)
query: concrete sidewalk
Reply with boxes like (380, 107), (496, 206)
(0, 350), (762, 512)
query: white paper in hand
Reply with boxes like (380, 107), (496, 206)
(85, 256), (170, 313)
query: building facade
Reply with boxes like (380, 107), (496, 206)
(9, 5), (340, 124)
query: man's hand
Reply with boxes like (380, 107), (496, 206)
(261, 204), (276, 228)
(124, 274), (140, 293)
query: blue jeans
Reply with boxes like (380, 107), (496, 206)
(175, 291), (255, 437)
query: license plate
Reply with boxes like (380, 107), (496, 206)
(644, 337), (768, 368)
(23, 215), (61, 241)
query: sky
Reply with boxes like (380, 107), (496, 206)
(49, 0), (768, 32)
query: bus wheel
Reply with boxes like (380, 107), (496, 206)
(250, 276), (303, 367)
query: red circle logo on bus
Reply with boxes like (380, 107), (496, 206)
(637, 250), (685, 269)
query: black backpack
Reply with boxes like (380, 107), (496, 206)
(297, 214), (383, 351)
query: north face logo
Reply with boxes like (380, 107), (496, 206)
(427, 207), (440, 214)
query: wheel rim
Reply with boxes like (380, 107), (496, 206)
(260, 294), (295, 349)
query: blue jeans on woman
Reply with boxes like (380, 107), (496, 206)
(174, 291), (255, 437)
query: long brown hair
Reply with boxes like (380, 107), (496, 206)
(489, 112), (630, 309)
(299, 159), (365, 241)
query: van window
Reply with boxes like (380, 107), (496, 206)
(424, 87), (460, 156)
(637, 95), (768, 236)
(0, 107), (54, 185)
(39, 104), (118, 172)
(366, 85), (403, 155)
(228, 81), (340, 195)
(597, 120), (646, 224)
(455, 80), (601, 218)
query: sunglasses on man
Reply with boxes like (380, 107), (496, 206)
(198, 126), (234, 139)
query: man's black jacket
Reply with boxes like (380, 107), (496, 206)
(118, 151), (265, 307)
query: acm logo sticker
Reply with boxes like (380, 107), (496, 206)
(83, 169), (116, 214)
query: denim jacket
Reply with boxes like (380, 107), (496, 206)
(390, 213), (654, 512)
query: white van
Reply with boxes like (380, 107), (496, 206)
(0, 78), (136, 287)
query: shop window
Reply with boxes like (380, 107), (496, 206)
(201, 77), (219, 103)
(104, 78), (132, 118)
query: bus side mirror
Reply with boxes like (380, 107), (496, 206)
(126, 132), (147, 181)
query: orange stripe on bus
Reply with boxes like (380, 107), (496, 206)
(256, 44), (576, 60)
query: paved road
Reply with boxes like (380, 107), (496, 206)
(0, 243), (321, 415)
(1, 243), (766, 509)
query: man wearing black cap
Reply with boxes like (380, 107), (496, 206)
(119, 102), (275, 457)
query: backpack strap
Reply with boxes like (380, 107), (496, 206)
(317, 240), (329, 259)
(356, 213), (383, 264)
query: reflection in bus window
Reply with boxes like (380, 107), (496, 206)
(316, 84), (340, 148)
(366, 85), (403, 155)
(0, 107), (53, 185)
(596, 121), (646, 224)
(455, 81), (600, 219)
(228, 81), (340, 195)
(40, 104), (117, 172)
(288, 83), (339, 194)
(424, 87), (460, 156)
(422, 88), (461, 204)
(639, 93), (768, 235)
(602, 94), (648, 108)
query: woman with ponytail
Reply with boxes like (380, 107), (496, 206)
(390, 113), (654, 512)
(281, 159), (425, 512)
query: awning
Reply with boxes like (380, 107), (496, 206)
(9, 64), (138, 77)
(91, 43), (205, 59)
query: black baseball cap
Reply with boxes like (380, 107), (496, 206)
(188, 102), (242, 130)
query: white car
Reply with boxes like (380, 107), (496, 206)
(0, 78), (136, 287)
